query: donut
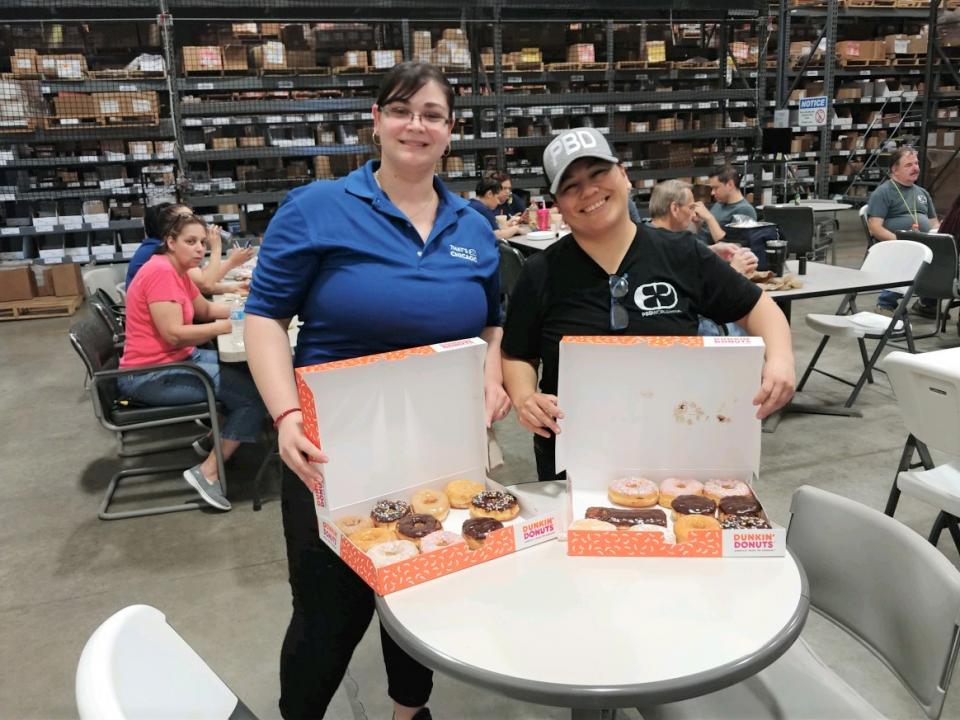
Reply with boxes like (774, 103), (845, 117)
(585, 506), (667, 529)
(335, 514), (374, 535)
(370, 499), (411, 531)
(671, 495), (717, 521)
(367, 539), (419, 567)
(629, 523), (676, 543)
(396, 513), (442, 547)
(469, 490), (520, 521)
(445, 479), (486, 509)
(703, 479), (752, 503)
(674, 514), (721, 543)
(568, 518), (617, 532)
(607, 476), (659, 508)
(411, 488), (450, 521)
(718, 496), (762, 521)
(658, 478), (704, 508)
(420, 530), (466, 553)
(462, 517), (503, 550)
(721, 515), (772, 530)
(348, 526), (397, 552)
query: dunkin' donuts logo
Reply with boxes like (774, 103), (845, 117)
(313, 477), (327, 509)
(522, 516), (556, 542)
(321, 521), (339, 548)
(733, 531), (776, 550)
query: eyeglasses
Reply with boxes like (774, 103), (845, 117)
(609, 272), (629, 331)
(379, 105), (451, 127)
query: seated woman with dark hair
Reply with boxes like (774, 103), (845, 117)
(118, 212), (266, 511)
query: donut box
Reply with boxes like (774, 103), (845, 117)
(296, 337), (560, 595)
(556, 336), (786, 558)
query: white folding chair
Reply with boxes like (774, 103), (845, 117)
(116, 281), (127, 302)
(82, 266), (123, 302)
(883, 348), (960, 554)
(796, 239), (932, 408)
(76, 605), (258, 719)
(641, 485), (960, 720)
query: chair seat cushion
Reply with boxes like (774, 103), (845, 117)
(109, 402), (213, 427)
(806, 311), (902, 338)
(641, 637), (882, 720)
(898, 463), (960, 518)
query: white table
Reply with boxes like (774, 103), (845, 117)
(213, 295), (299, 363)
(760, 200), (852, 213)
(376, 482), (809, 718)
(509, 229), (570, 252)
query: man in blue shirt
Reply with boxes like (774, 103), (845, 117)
(467, 177), (523, 240)
(487, 170), (527, 216)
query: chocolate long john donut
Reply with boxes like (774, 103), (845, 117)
(585, 506), (667, 527)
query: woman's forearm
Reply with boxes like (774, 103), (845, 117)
(480, 326), (504, 386)
(244, 313), (299, 418)
(502, 354), (539, 406)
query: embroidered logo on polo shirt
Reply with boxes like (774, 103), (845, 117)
(635, 282), (680, 317)
(449, 244), (478, 262)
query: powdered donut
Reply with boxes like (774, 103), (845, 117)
(420, 530), (466, 553)
(367, 539), (419, 567)
(411, 488), (451, 521)
(658, 478), (704, 508)
(608, 476), (659, 507)
(703, 479), (752, 503)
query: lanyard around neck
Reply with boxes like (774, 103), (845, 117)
(891, 180), (920, 228)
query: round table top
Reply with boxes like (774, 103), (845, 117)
(377, 481), (809, 709)
(761, 200), (852, 212)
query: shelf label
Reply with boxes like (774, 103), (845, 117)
(571, 74), (584, 82)
(45, 257), (63, 264)
(617, 104), (632, 112)
(805, 70), (820, 76)
(278, 80), (293, 89)
(859, 70), (871, 76)
(41, 85), (51, 94)
(698, 102), (713, 109)
(658, 103), (673, 110)
(693, 73), (709, 79)
(549, 107), (564, 115)
(0, 227), (19, 235)
(448, 77), (458, 84)
(91, 221), (111, 229)
(197, 82), (214, 90)
(246, 203), (264, 212)
(119, 84), (138, 92)
(347, 79), (363, 87)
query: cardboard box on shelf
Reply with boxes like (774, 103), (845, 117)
(286, 50), (316, 68)
(49, 263), (84, 297)
(53, 93), (99, 118)
(313, 155), (333, 178)
(441, 28), (465, 41)
(249, 42), (287, 70)
(221, 45), (248, 71)
(281, 24), (311, 50)
(836, 40), (886, 61)
(182, 46), (223, 73)
(119, 91), (158, 117)
(0, 268), (37, 302)
(38, 54), (87, 79)
(128, 140), (154, 156)
(883, 33), (928, 56)
(212, 137), (237, 149)
(558, 336), (784, 558)
(567, 43), (596, 63)
(836, 83), (862, 99)
(238, 136), (265, 147)
(333, 50), (368, 69)
(296, 339), (559, 595)
(231, 22), (259, 35)
(260, 23), (282, 37)
(370, 49), (402, 69)
(11, 49), (37, 75)
(646, 40), (666, 63)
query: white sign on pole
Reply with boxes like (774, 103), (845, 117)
(773, 109), (790, 128)
(798, 96), (828, 127)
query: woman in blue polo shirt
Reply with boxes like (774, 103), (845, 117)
(243, 62), (510, 720)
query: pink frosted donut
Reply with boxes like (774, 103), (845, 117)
(658, 477), (704, 508)
(419, 530), (466, 553)
(703, 479), (752, 503)
(608, 476), (659, 507)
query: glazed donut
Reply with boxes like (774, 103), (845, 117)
(718, 496), (762, 521)
(586, 506), (667, 529)
(396, 513), (442, 547)
(411, 488), (451, 521)
(370, 499), (411, 531)
(348, 526), (397, 552)
(703, 479), (752, 503)
(420, 530), (466, 553)
(469, 490), (520, 521)
(445, 479), (486, 509)
(367, 539), (419, 567)
(658, 477), (704, 508)
(462, 517), (503, 550)
(721, 515), (771, 530)
(629, 523), (675, 543)
(568, 518), (617, 532)
(335, 514), (373, 535)
(671, 494), (717, 521)
(607, 476), (659, 508)
(674, 514), (721, 543)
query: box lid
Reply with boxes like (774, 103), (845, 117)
(556, 336), (764, 477)
(296, 338), (488, 510)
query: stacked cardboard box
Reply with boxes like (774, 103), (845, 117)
(413, 31), (433, 63)
(250, 42), (287, 70)
(369, 50), (402, 69)
(183, 46), (223, 73)
(332, 50), (367, 70)
(835, 40), (886, 62)
(37, 54), (87, 79)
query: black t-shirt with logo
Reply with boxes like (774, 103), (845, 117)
(502, 223), (762, 395)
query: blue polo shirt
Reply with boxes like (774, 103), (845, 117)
(125, 236), (162, 288)
(467, 198), (499, 231)
(245, 161), (500, 368)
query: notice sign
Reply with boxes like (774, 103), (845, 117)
(798, 96), (828, 127)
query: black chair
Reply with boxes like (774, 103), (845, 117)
(896, 230), (960, 338)
(69, 318), (227, 520)
(760, 205), (835, 263)
(498, 239), (525, 315)
(88, 296), (125, 347)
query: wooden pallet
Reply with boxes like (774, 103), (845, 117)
(893, 0), (927, 6)
(500, 62), (544, 72)
(44, 113), (159, 129)
(615, 60), (655, 69)
(435, 64), (471, 73)
(843, 0), (896, 6)
(892, 54), (925, 65)
(545, 62), (609, 71)
(259, 66), (297, 75)
(88, 69), (167, 80)
(837, 57), (887, 66)
(182, 67), (251, 76)
(673, 61), (720, 69)
(331, 64), (371, 74)
(0, 295), (82, 321)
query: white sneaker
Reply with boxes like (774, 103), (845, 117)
(182, 465), (231, 511)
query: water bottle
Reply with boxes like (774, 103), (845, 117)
(230, 300), (245, 348)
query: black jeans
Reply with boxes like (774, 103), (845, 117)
(279, 466), (433, 719)
(533, 433), (566, 482)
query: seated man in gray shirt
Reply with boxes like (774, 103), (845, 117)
(692, 165), (757, 245)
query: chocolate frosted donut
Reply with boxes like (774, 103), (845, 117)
(371, 499), (411, 526)
(462, 517), (504, 549)
(397, 513), (441, 540)
(721, 515), (771, 530)
(471, 490), (517, 512)
(585, 506), (667, 528)
(671, 495), (717, 517)
(719, 496), (762, 518)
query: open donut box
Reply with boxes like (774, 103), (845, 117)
(296, 337), (560, 595)
(557, 336), (786, 558)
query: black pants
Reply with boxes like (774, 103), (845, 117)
(533, 433), (566, 482)
(279, 466), (433, 719)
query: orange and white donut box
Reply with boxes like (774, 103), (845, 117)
(296, 337), (560, 595)
(556, 336), (786, 558)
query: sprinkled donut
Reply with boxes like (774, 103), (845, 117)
(469, 490), (520, 521)
(396, 513), (442, 547)
(367, 539), (419, 567)
(420, 530), (466, 553)
(703, 479), (752, 503)
(721, 515), (771, 530)
(607, 476), (659, 508)
(370, 499), (411, 530)
(658, 477), (704, 508)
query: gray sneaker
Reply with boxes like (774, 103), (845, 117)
(192, 433), (214, 458)
(182, 465), (231, 511)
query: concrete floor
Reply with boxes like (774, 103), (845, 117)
(3, 213), (960, 719)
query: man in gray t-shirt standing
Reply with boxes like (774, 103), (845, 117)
(693, 165), (757, 245)
(867, 147), (940, 315)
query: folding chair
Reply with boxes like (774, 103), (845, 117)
(82, 266), (122, 302)
(896, 230), (960, 339)
(760, 205), (835, 263)
(796, 239), (932, 409)
(77, 605), (258, 720)
(498, 239), (525, 316)
(89, 295), (125, 347)
(641, 485), (960, 720)
(859, 204), (874, 248)
(883, 347), (960, 555)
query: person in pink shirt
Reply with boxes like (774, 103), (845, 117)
(119, 213), (266, 511)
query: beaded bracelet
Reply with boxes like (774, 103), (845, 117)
(273, 407), (302, 429)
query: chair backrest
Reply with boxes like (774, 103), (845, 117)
(759, 206), (815, 257)
(76, 605), (246, 720)
(94, 287), (123, 313)
(88, 297), (123, 339)
(860, 239), (932, 284)
(115, 282), (126, 302)
(69, 319), (121, 419)
(498, 240), (525, 312)
(787, 485), (960, 719)
(82, 267), (122, 302)
(896, 231), (959, 300)
(884, 348), (960, 457)
(859, 204), (873, 243)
